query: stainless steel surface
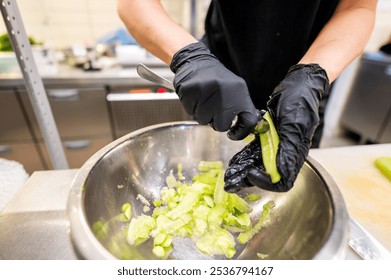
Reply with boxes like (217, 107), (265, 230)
(340, 52), (391, 144)
(0, 170), (78, 260)
(348, 218), (391, 260)
(1, 1), (68, 170)
(20, 87), (112, 140)
(68, 122), (349, 260)
(0, 64), (173, 90)
(107, 93), (191, 139)
(137, 63), (175, 91)
(0, 90), (32, 142)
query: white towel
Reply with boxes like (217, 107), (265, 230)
(0, 158), (29, 212)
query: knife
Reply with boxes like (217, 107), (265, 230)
(136, 63), (175, 91)
(348, 218), (391, 260)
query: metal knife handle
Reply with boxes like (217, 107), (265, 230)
(349, 218), (391, 260)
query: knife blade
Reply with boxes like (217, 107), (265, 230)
(348, 218), (391, 260)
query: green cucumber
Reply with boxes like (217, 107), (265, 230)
(375, 157), (391, 181)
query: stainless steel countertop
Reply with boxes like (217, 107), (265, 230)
(0, 63), (174, 89)
(0, 169), (79, 260)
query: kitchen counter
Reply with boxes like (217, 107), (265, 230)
(0, 63), (173, 89)
(310, 144), (391, 251)
(0, 143), (390, 259)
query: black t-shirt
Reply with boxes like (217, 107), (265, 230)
(203, 0), (340, 108)
(380, 43), (391, 55)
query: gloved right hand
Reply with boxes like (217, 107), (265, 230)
(170, 42), (259, 140)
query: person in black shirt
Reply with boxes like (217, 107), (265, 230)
(379, 35), (391, 55)
(118, 0), (377, 192)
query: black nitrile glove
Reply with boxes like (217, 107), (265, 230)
(224, 134), (271, 193)
(170, 42), (259, 140)
(224, 64), (330, 192)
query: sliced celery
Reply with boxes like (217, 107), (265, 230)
(258, 112), (281, 183)
(123, 161), (273, 259)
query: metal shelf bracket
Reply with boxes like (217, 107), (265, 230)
(1, 0), (68, 169)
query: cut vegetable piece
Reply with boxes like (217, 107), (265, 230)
(192, 169), (220, 186)
(258, 112), (281, 183)
(227, 193), (252, 213)
(162, 235), (173, 247)
(203, 195), (215, 208)
(246, 193), (262, 202)
(213, 171), (228, 206)
(153, 199), (162, 207)
(152, 246), (165, 258)
(166, 170), (177, 188)
(192, 204), (211, 220)
(237, 200), (275, 244)
(207, 205), (227, 227)
(165, 189), (200, 220)
(195, 228), (236, 258)
(236, 213), (251, 227)
(198, 161), (223, 172)
(177, 163), (186, 181)
(121, 203), (132, 221)
(375, 156), (391, 181)
(155, 214), (192, 235)
(127, 215), (156, 246)
(153, 233), (167, 246)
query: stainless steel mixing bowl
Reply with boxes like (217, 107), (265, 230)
(67, 121), (349, 260)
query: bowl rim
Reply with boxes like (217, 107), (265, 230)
(67, 121), (349, 260)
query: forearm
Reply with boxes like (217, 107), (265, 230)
(299, 0), (377, 82)
(117, 0), (197, 64)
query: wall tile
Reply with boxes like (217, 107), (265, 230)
(1, 0), (390, 51)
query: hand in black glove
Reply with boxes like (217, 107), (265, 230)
(170, 42), (259, 140)
(224, 64), (330, 192)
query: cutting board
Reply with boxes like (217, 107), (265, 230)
(310, 144), (391, 251)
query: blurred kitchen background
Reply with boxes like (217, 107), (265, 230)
(1, 0), (391, 175)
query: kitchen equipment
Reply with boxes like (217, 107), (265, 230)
(68, 121), (349, 260)
(137, 63), (175, 91)
(340, 52), (391, 144)
(349, 218), (391, 260)
(1, 1), (68, 169)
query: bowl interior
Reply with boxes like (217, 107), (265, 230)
(78, 123), (336, 259)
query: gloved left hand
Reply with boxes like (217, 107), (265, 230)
(224, 64), (330, 192)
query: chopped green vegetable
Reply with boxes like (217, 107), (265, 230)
(123, 161), (274, 259)
(256, 112), (281, 183)
(166, 170), (177, 188)
(246, 193), (262, 202)
(237, 200), (275, 244)
(198, 161), (223, 172)
(227, 193), (252, 213)
(177, 163), (186, 181)
(213, 171), (228, 206)
(152, 245), (165, 258)
(375, 156), (391, 181)
(121, 203), (132, 221)
(243, 134), (255, 143)
(127, 214), (156, 246)
(195, 227), (236, 258)
(153, 199), (162, 207)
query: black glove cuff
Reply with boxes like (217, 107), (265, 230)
(267, 63), (330, 113)
(286, 63), (330, 97)
(169, 41), (217, 73)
